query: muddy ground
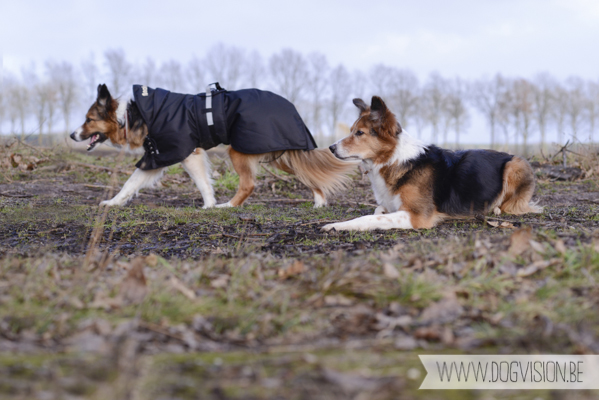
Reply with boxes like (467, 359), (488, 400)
(1, 147), (598, 258)
(1, 142), (599, 400)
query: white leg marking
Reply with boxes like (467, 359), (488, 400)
(322, 211), (414, 232)
(374, 205), (387, 215)
(313, 191), (327, 208)
(215, 201), (233, 208)
(181, 149), (216, 209)
(100, 168), (165, 206)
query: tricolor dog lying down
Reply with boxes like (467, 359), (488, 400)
(71, 84), (356, 208)
(322, 96), (541, 232)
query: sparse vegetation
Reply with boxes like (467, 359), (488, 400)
(1, 139), (599, 399)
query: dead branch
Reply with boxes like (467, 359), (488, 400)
(69, 162), (133, 175)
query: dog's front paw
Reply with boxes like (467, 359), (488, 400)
(374, 206), (387, 215)
(202, 202), (216, 209)
(321, 223), (340, 232)
(100, 199), (123, 207)
(215, 202), (233, 208)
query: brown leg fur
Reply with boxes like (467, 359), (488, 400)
(228, 148), (261, 206)
(498, 157), (542, 214)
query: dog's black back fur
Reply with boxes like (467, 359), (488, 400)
(399, 146), (513, 215)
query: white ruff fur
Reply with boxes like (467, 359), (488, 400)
(323, 131), (426, 231)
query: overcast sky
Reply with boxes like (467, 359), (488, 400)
(2, 0), (599, 81)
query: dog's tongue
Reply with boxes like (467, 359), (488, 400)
(87, 134), (99, 151)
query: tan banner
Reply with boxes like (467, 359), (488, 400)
(419, 355), (599, 390)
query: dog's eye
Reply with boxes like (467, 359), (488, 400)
(355, 130), (365, 136)
(85, 118), (91, 124)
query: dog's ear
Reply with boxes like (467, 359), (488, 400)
(370, 96), (399, 136)
(97, 84), (112, 108)
(353, 98), (369, 113)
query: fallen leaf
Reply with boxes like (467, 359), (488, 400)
(554, 239), (567, 254)
(394, 335), (418, 350)
(517, 258), (560, 277)
(324, 294), (353, 307)
(170, 276), (196, 299)
(419, 292), (463, 325)
(383, 263), (400, 279)
(120, 257), (148, 304)
(278, 260), (305, 279)
(529, 240), (545, 253)
(210, 274), (230, 289)
(487, 220), (515, 229)
(508, 226), (533, 256)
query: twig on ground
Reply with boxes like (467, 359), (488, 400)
(84, 184), (117, 189)
(298, 219), (339, 226)
(0, 192), (34, 198)
(248, 198), (311, 204)
(69, 162), (133, 175)
(16, 139), (49, 157)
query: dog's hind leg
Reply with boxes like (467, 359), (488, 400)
(217, 148), (260, 207)
(498, 156), (543, 214)
(181, 149), (216, 208)
(312, 189), (327, 208)
(100, 168), (165, 207)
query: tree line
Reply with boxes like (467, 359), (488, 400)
(1, 44), (598, 152)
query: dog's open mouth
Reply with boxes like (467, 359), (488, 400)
(87, 134), (105, 151)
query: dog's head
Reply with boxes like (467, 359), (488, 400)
(70, 84), (126, 151)
(329, 96), (402, 164)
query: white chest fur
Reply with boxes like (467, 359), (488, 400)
(363, 161), (402, 213)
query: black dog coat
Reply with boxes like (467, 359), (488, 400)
(132, 85), (317, 170)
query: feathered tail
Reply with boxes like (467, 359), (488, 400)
(270, 148), (358, 197)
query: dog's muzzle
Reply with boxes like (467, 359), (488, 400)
(329, 144), (337, 154)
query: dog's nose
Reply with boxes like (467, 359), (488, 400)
(70, 132), (76, 140)
(329, 144), (337, 154)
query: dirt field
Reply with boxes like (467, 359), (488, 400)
(1, 140), (599, 399)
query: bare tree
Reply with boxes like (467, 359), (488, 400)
(351, 70), (367, 101)
(411, 94), (427, 139)
(532, 73), (555, 150)
(268, 48), (308, 104)
(159, 59), (185, 92)
(369, 64), (396, 98)
(552, 84), (569, 145)
(422, 72), (447, 144)
(305, 52), (330, 137)
(140, 57), (158, 88)
(3, 73), (20, 135)
(203, 43), (245, 89)
(511, 78), (535, 156)
(390, 69), (419, 129)
(565, 76), (586, 142)
(471, 74), (506, 148)
(187, 56), (204, 93)
(244, 50), (264, 88)
(328, 64), (352, 139)
(445, 77), (470, 146)
(33, 82), (49, 144)
(104, 48), (132, 96)
(46, 61), (78, 134)
(0, 78), (4, 133)
(496, 85), (513, 148)
(585, 80), (599, 143)
(13, 71), (31, 140)
(81, 53), (99, 103)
